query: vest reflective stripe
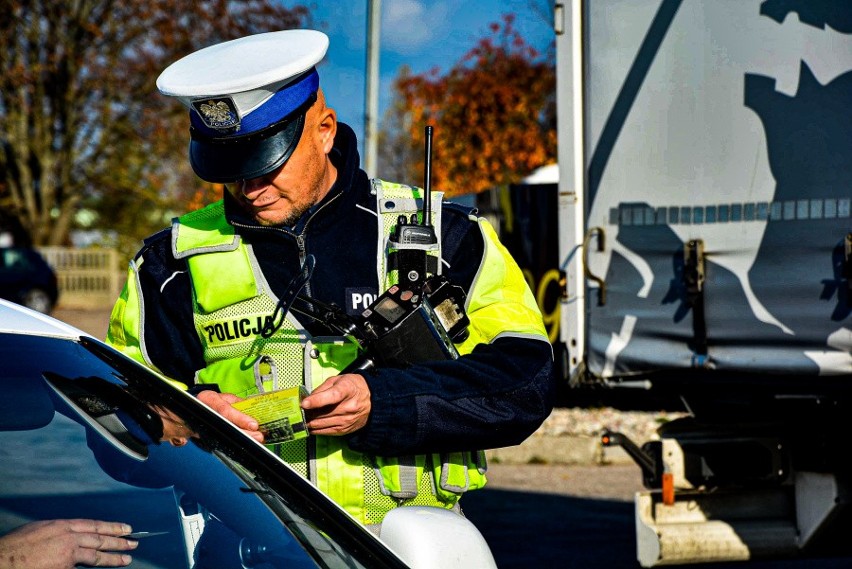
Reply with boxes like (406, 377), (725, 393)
(255, 355), (277, 393)
(305, 337), (372, 516)
(314, 410), (367, 519)
(431, 451), (489, 502)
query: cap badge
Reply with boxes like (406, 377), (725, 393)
(191, 97), (240, 131)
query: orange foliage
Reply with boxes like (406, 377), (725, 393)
(186, 183), (224, 212)
(393, 15), (555, 196)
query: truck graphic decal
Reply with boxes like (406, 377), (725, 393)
(578, 1), (852, 376)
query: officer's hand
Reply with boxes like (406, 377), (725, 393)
(196, 390), (264, 443)
(301, 374), (371, 436)
(0, 519), (137, 568)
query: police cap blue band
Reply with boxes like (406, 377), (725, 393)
(189, 68), (319, 137)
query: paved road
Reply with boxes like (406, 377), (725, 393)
(462, 464), (642, 568)
(52, 308), (852, 568)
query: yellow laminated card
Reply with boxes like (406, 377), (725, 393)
(232, 386), (309, 444)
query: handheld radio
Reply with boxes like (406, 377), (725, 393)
(388, 125), (439, 292)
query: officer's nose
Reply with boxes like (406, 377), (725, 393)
(242, 176), (269, 192)
(238, 174), (275, 199)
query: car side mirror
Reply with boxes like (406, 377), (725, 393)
(379, 506), (497, 569)
(43, 372), (155, 460)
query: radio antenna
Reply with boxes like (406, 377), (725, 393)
(423, 125), (433, 227)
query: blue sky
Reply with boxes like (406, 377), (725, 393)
(280, 0), (555, 160)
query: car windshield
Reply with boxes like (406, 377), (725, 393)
(0, 332), (404, 569)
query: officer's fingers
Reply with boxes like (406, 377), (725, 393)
(217, 392), (245, 405)
(196, 391), (262, 437)
(67, 520), (139, 557)
(21, 521), (135, 568)
(197, 389), (229, 410)
(305, 395), (370, 436)
(75, 547), (133, 567)
(197, 390), (245, 409)
(306, 412), (367, 436)
(305, 418), (348, 436)
(66, 519), (132, 537)
(301, 376), (348, 408)
(219, 406), (259, 433)
(74, 532), (138, 553)
(301, 385), (343, 410)
(302, 374), (369, 411)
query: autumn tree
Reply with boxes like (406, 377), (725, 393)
(0, 0), (307, 256)
(381, 14), (556, 196)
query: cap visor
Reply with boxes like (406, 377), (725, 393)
(189, 114), (304, 184)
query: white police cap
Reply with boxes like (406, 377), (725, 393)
(157, 29), (329, 184)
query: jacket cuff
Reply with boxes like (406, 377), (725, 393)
(188, 383), (221, 396)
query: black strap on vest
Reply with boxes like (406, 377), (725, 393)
(261, 255), (315, 338)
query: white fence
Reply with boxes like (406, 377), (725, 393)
(38, 247), (124, 310)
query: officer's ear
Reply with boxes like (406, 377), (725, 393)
(318, 107), (337, 155)
(314, 90), (337, 155)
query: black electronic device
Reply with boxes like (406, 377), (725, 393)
(387, 126), (439, 292)
(341, 283), (459, 372)
(288, 273), (469, 373)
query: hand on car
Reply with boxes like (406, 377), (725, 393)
(0, 519), (137, 569)
(196, 390), (264, 443)
(301, 373), (371, 435)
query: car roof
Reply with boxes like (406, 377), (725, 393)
(0, 298), (87, 338)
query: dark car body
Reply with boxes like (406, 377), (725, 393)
(0, 247), (59, 313)
(0, 299), (496, 568)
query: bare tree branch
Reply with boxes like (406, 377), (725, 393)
(0, 0), (308, 249)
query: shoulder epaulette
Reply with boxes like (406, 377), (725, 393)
(142, 227), (171, 248)
(443, 200), (478, 218)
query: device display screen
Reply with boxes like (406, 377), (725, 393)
(374, 297), (406, 324)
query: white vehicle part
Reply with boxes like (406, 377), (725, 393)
(555, 0), (587, 382)
(635, 472), (845, 567)
(380, 506), (497, 569)
(174, 490), (207, 568)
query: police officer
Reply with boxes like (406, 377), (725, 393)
(108, 29), (555, 527)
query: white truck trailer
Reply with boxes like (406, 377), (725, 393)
(554, 1), (852, 565)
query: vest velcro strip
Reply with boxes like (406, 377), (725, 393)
(374, 455), (421, 500)
(439, 452), (471, 493)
